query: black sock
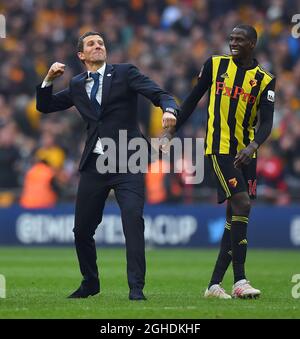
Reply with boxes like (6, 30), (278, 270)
(231, 215), (248, 284)
(209, 221), (232, 288)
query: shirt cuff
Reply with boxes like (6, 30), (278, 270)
(165, 107), (178, 117)
(41, 79), (53, 88)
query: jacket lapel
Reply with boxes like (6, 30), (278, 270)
(75, 71), (100, 120)
(100, 64), (114, 114)
(74, 65), (114, 120)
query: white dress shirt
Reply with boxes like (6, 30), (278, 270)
(41, 63), (106, 155)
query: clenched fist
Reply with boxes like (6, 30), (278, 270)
(45, 62), (66, 82)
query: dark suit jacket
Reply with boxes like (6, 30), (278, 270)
(36, 63), (178, 171)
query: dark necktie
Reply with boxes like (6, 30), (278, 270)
(90, 72), (101, 115)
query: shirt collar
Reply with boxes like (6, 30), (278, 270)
(87, 63), (106, 78)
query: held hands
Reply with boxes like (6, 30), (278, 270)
(159, 127), (176, 154)
(151, 127), (176, 155)
(162, 112), (177, 129)
(234, 142), (258, 168)
(45, 62), (66, 82)
(158, 112), (177, 153)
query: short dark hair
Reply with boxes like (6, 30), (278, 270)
(77, 31), (104, 52)
(234, 24), (257, 43)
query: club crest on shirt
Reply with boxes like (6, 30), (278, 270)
(228, 177), (238, 188)
(221, 72), (229, 79)
(249, 79), (257, 87)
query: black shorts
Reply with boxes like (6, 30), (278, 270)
(208, 154), (257, 204)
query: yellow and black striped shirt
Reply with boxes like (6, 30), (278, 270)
(178, 55), (276, 155)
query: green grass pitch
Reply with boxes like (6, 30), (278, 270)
(0, 247), (299, 319)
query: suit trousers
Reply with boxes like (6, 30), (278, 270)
(73, 154), (146, 291)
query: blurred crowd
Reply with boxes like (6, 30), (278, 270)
(0, 0), (300, 207)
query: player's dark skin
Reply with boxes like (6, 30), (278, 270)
(226, 27), (260, 220)
(164, 28), (259, 167)
(229, 28), (259, 169)
(164, 27), (260, 217)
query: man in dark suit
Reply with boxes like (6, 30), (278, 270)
(36, 31), (178, 300)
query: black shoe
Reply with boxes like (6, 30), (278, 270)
(129, 289), (147, 301)
(68, 284), (100, 298)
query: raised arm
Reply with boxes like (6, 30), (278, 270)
(36, 62), (74, 113)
